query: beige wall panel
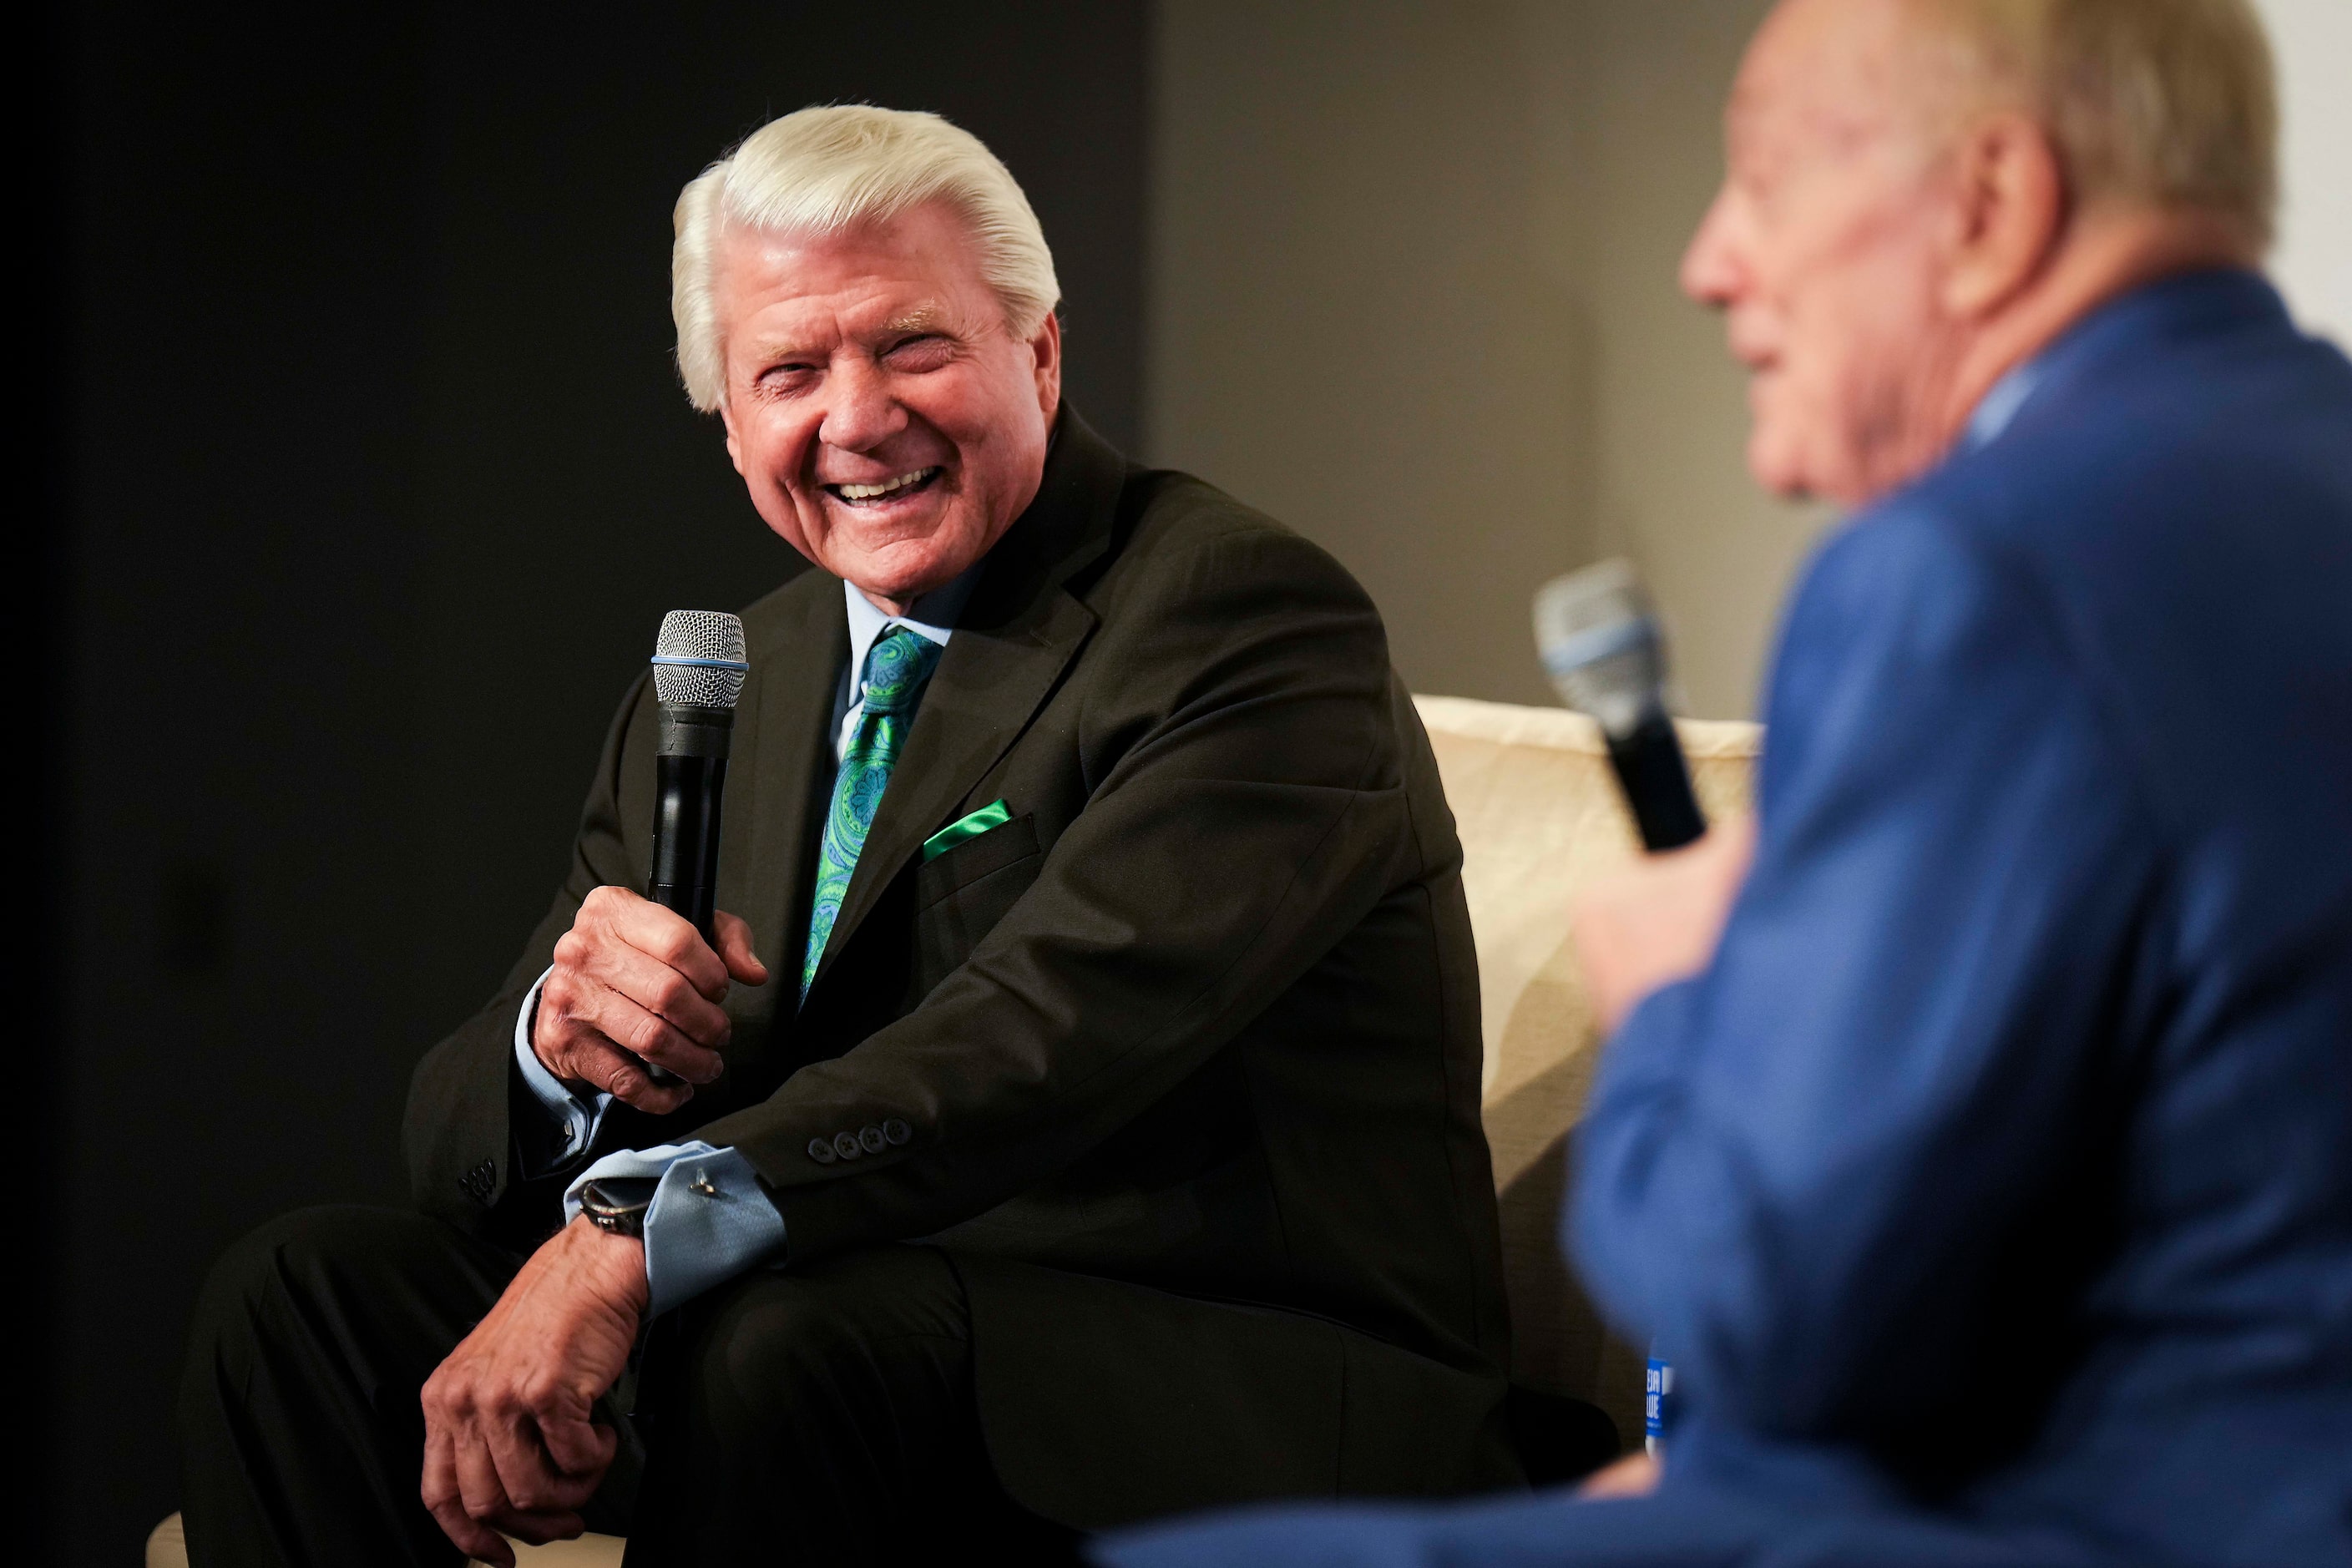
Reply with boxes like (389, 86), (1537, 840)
(1148, 0), (1828, 719)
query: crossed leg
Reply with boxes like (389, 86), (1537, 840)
(178, 1206), (1072, 1567)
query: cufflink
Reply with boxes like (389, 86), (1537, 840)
(689, 1172), (719, 1197)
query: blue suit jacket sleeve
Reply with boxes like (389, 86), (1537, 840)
(1571, 502), (2164, 1444)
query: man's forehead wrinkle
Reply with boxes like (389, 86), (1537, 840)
(731, 295), (964, 364)
(1728, 91), (1894, 171)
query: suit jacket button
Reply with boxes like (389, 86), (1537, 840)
(807, 1137), (837, 1166)
(832, 1130), (863, 1161)
(883, 1118), (912, 1146)
(457, 1158), (498, 1207)
(858, 1124), (888, 1154)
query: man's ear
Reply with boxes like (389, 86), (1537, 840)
(1942, 111), (2067, 318)
(1028, 311), (1063, 420)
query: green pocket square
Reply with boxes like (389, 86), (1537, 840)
(922, 799), (1013, 862)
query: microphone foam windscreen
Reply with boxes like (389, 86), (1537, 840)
(651, 610), (750, 709)
(1532, 559), (1669, 737)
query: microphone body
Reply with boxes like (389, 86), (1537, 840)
(1601, 711), (1706, 853)
(639, 611), (751, 1088)
(1533, 560), (1707, 853)
(650, 706), (732, 939)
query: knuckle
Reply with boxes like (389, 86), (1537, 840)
(584, 887), (640, 935)
(647, 920), (695, 964)
(653, 975), (696, 1018)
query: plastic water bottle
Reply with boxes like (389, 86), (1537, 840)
(1645, 1350), (1675, 1457)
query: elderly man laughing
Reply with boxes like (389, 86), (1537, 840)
(1108, 1), (2352, 1565)
(177, 109), (1520, 1565)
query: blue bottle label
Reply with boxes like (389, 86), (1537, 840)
(1645, 1355), (1675, 1455)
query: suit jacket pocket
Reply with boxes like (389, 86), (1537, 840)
(913, 812), (1041, 997)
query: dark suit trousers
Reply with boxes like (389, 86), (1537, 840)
(177, 1206), (1076, 1565)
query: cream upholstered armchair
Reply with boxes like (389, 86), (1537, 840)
(149, 695), (1760, 1567)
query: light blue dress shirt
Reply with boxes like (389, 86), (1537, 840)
(1962, 352), (2045, 450)
(513, 565), (981, 1315)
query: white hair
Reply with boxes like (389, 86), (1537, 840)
(670, 104), (1061, 412)
(1913, 0), (2278, 247)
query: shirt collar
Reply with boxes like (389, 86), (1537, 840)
(841, 556), (984, 682)
(1959, 268), (2280, 455)
(1962, 352), (2048, 452)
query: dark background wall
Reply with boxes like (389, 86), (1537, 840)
(51, 5), (1148, 1557)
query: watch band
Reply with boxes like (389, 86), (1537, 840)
(578, 1176), (654, 1238)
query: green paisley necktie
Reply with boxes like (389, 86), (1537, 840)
(802, 625), (944, 997)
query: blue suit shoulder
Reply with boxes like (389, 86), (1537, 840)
(1800, 278), (2352, 881)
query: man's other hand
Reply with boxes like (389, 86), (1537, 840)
(1571, 812), (1757, 1034)
(534, 886), (769, 1112)
(1577, 1450), (1662, 1500)
(419, 1216), (648, 1565)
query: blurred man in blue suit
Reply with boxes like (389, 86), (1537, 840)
(1105, 0), (2351, 1565)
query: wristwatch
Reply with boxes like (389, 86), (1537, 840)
(578, 1176), (657, 1238)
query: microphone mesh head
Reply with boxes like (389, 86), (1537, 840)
(651, 610), (749, 709)
(1532, 559), (1669, 738)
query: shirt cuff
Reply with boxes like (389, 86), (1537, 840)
(563, 1141), (790, 1318)
(513, 968), (613, 1176)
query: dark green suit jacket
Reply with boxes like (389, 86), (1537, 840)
(405, 411), (1518, 1527)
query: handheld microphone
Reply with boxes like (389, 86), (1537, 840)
(641, 610), (749, 1086)
(1533, 560), (1707, 853)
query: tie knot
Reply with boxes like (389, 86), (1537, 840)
(860, 625), (942, 716)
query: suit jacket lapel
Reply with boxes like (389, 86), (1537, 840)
(807, 409), (1127, 994)
(738, 574), (849, 1022)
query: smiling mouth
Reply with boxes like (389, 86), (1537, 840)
(823, 467), (943, 507)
